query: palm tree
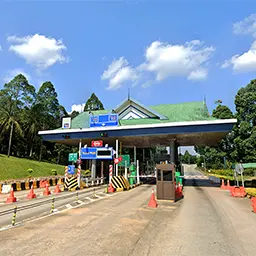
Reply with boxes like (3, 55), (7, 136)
(0, 94), (23, 157)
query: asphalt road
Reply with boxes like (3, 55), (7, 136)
(183, 164), (206, 177)
(0, 185), (107, 228)
(0, 167), (255, 255)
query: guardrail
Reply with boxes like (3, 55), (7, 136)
(208, 175), (221, 184)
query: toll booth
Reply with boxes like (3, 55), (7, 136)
(156, 164), (175, 200)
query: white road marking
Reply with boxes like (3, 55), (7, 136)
(65, 204), (73, 209)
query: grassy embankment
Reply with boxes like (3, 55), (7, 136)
(0, 154), (65, 181)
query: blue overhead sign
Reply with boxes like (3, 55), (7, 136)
(68, 165), (75, 175)
(81, 147), (113, 160)
(90, 114), (118, 128)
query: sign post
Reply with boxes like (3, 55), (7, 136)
(101, 161), (104, 184)
(125, 161), (128, 180)
(77, 140), (82, 189)
(116, 139), (119, 176)
(109, 165), (113, 184)
(136, 160), (140, 184)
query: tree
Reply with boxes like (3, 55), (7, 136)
(36, 82), (61, 161)
(0, 74), (35, 157)
(195, 103), (234, 168)
(231, 79), (256, 162)
(212, 105), (234, 119)
(84, 93), (104, 111)
(182, 150), (197, 164)
(70, 110), (79, 119)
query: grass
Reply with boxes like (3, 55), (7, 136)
(0, 154), (65, 181)
(245, 188), (256, 197)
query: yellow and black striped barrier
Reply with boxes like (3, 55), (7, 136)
(111, 176), (130, 192)
(64, 176), (78, 191)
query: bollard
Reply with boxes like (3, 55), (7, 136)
(51, 197), (55, 213)
(76, 191), (79, 203)
(12, 205), (17, 226)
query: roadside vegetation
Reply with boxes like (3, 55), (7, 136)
(0, 154), (65, 181)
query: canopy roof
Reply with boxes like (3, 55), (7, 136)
(39, 97), (236, 148)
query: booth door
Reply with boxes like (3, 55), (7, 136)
(162, 170), (175, 200)
(156, 169), (175, 200)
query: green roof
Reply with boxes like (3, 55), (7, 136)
(67, 101), (215, 129)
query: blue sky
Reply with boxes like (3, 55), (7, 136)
(0, 0), (256, 150)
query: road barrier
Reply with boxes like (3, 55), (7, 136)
(251, 197), (256, 213)
(230, 186), (246, 197)
(111, 176), (130, 191)
(64, 176), (78, 191)
(0, 177), (65, 194)
(209, 176), (221, 184)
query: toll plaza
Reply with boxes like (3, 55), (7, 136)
(38, 96), (236, 195)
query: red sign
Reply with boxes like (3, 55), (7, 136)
(91, 140), (103, 147)
(114, 157), (123, 164)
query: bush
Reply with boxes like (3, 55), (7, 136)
(27, 168), (33, 178)
(51, 169), (57, 176)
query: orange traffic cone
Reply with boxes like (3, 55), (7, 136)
(6, 187), (17, 203)
(220, 179), (226, 189)
(148, 188), (157, 208)
(27, 185), (37, 199)
(54, 184), (61, 194)
(108, 183), (115, 193)
(227, 180), (231, 190)
(43, 183), (51, 196)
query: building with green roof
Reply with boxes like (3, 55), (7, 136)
(39, 97), (236, 149)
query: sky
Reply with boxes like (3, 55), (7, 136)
(0, 0), (256, 155)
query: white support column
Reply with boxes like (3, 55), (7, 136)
(77, 140), (82, 188)
(100, 161), (104, 184)
(125, 161), (128, 180)
(136, 160), (140, 184)
(91, 159), (96, 186)
(116, 139), (119, 176)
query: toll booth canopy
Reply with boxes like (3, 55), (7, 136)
(156, 164), (175, 200)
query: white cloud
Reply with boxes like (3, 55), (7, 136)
(70, 103), (85, 114)
(141, 40), (214, 81)
(101, 40), (214, 89)
(187, 68), (208, 81)
(101, 57), (139, 90)
(222, 42), (256, 72)
(0, 45), (2, 51)
(233, 13), (256, 37)
(222, 14), (256, 72)
(3, 68), (31, 83)
(7, 34), (68, 70)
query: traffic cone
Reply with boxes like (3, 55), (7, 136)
(148, 188), (157, 208)
(27, 185), (37, 199)
(54, 184), (61, 194)
(6, 187), (17, 203)
(226, 180), (231, 190)
(43, 183), (51, 196)
(220, 179), (226, 189)
(108, 183), (115, 193)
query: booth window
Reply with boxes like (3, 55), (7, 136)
(157, 169), (161, 181)
(163, 171), (172, 181)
